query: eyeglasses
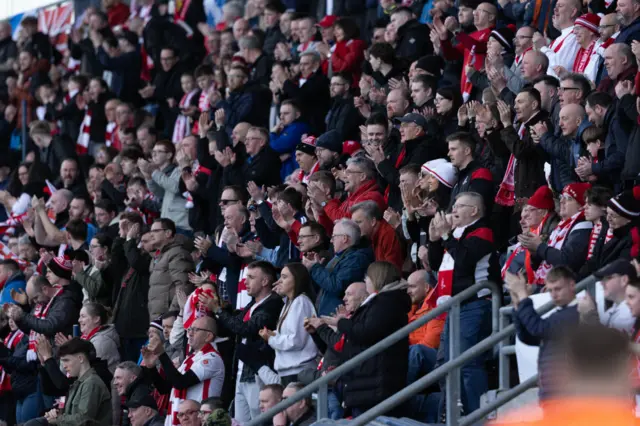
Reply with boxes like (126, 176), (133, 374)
(452, 203), (474, 210)
(599, 24), (616, 29)
(331, 234), (348, 240)
(514, 35), (533, 40)
(345, 169), (364, 174)
(199, 409), (213, 416)
(219, 199), (239, 205)
(177, 410), (199, 418)
(476, 8), (494, 14)
(298, 234), (317, 239)
(187, 327), (214, 334)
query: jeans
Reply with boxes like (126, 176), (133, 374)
(16, 390), (44, 423)
(407, 344), (438, 384)
(327, 388), (344, 420)
(440, 299), (492, 414)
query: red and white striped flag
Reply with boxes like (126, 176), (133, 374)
(0, 241), (31, 270)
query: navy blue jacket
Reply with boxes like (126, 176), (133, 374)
(617, 16), (640, 44)
(534, 218), (591, 273)
(591, 102), (630, 188)
(311, 242), (374, 316)
(514, 298), (579, 399)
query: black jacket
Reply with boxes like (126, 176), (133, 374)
(37, 134), (76, 182)
(494, 111), (550, 200)
(250, 54), (273, 87)
(263, 25), (287, 59)
(428, 218), (502, 298)
(281, 69), (331, 136)
(377, 133), (446, 212)
(336, 287), (411, 409)
(326, 95), (363, 141)
(395, 19), (433, 63)
(16, 285), (79, 338)
(580, 222), (640, 278)
(447, 160), (495, 214)
(242, 145), (282, 188)
(152, 62), (187, 137)
(111, 238), (151, 339)
(216, 292), (284, 382)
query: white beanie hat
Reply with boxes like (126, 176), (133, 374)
(421, 159), (458, 189)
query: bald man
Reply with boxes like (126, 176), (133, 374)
(598, 43), (636, 97)
(534, 103), (587, 192)
(142, 316), (224, 426)
(504, 26), (536, 94)
(407, 270), (445, 351)
(344, 282), (368, 313)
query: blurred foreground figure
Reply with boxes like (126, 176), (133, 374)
(491, 324), (640, 425)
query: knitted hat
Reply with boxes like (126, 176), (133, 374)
(415, 55), (444, 77)
(149, 318), (163, 333)
(575, 13), (601, 35)
(47, 256), (72, 280)
(562, 182), (592, 206)
(421, 159), (458, 188)
(316, 130), (342, 153)
(527, 186), (555, 210)
(607, 187), (640, 220)
(295, 135), (317, 156)
(342, 140), (363, 156)
(490, 27), (515, 54)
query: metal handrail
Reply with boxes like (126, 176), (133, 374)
(351, 274), (597, 426)
(246, 281), (502, 426)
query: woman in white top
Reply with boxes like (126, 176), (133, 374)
(259, 263), (319, 385)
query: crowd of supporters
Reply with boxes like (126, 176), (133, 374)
(1, 0), (640, 423)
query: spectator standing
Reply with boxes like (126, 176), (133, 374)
(350, 201), (404, 270)
(325, 73), (363, 141)
(147, 219), (194, 319)
(261, 263), (318, 385)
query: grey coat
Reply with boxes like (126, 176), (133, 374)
(148, 164), (190, 230)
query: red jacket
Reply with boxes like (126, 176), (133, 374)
(322, 39), (366, 85)
(107, 2), (130, 27)
(322, 179), (387, 222)
(371, 220), (404, 270)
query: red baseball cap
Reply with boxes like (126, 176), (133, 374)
(317, 15), (337, 28)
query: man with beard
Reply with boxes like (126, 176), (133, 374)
(315, 130), (343, 171)
(325, 73), (362, 141)
(55, 159), (87, 197)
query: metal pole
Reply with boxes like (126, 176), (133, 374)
(459, 375), (538, 426)
(247, 281), (497, 426)
(316, 383), (328, 420)
(21, 100), (27, 162)
(352, 275), (596, 425)
(446, 302), (461, 426)
(498, 306), (513, 390)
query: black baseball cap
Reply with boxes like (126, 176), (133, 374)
(125, 393), (158, 410)
(594, 259), (638, 280)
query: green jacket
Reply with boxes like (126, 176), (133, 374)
(57, 368), (112, 426)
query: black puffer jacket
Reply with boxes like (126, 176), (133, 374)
(111, 238), (151, 339)
(336, 284), (411, 410)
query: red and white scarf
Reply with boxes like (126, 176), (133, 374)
(495, 124), (525, 207)
(80, 326), (102, 341)
(26, 286), (64, 361)
(298, 161), (320, 184)
(573, 40), (596, 74)
(587, 221), (614, 259)
(514, 46), (533, 67)
(0, 212), (28, 237)
(534, 211), (586, 284)
(183, 161), (212, 208)
(105, 122), (117, 147)
(183, 287), (216, 329)
(77, 108), (92, 155)
(0, 329), (24, 393)
(172, 89), (199, 143)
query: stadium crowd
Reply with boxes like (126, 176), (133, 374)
(1, 0), (640, 423)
